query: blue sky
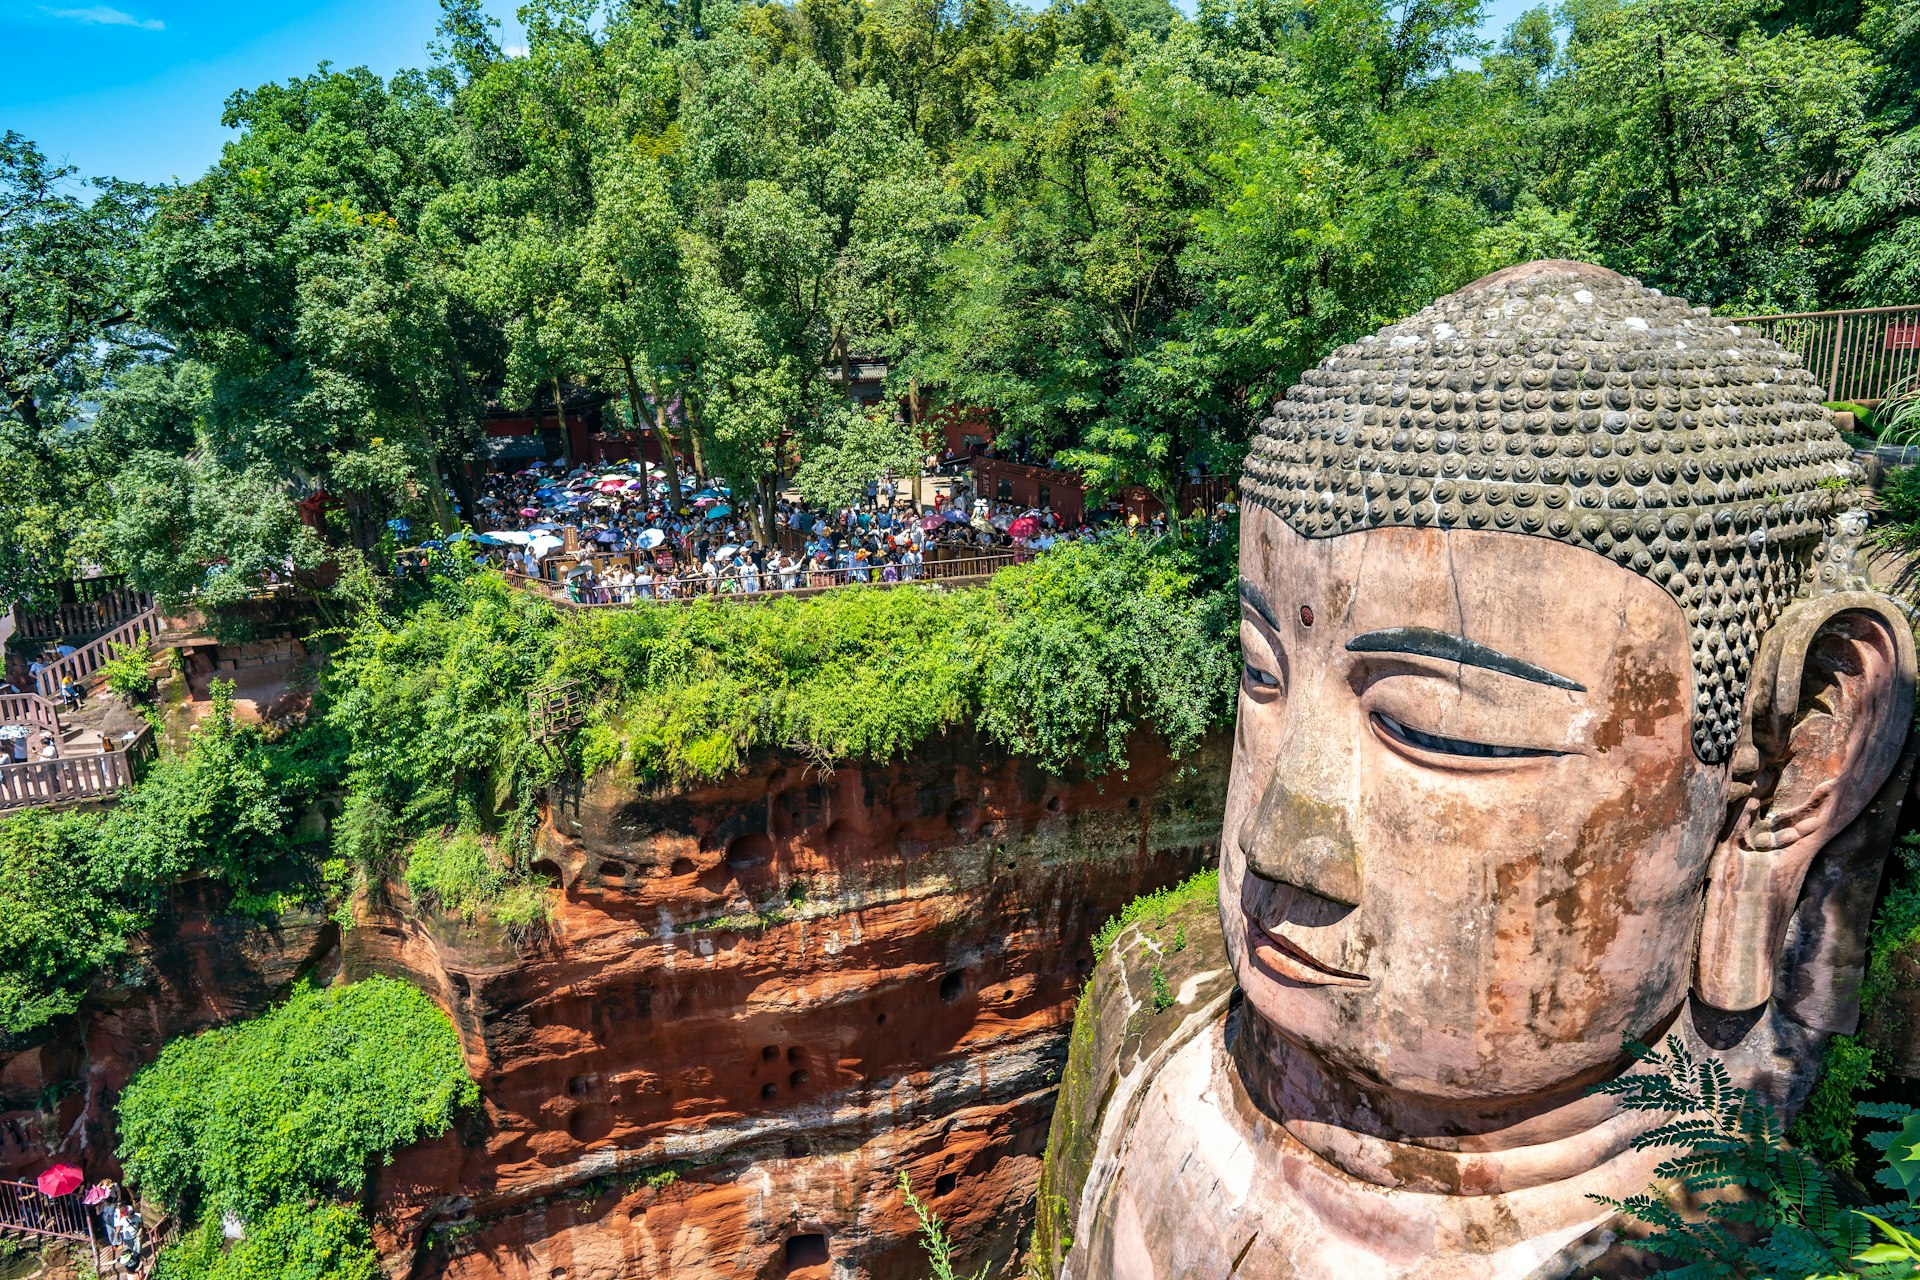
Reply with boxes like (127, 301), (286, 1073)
(2, 0), (1539, 187)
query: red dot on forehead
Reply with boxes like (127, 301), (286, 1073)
(1299, 605), (1314, 627)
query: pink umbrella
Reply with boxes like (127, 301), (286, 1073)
(37, 1164), (83, 1197)
(1008, 516), (1040, 539)
(920, 514), (943, 531)
(519, 507), (540, 518)
(595, 479), (626, 493)
(83, 1182), (113, 1206)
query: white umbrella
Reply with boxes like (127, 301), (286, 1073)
(486, 530), (535, 546)
(529, 535), (565, 559)
(636, 530), (666, 550)
(714, 544), (741, 561)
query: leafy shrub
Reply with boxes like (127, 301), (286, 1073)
(321, 574), (554, 840)
(973, 538), (1237, 775)
(0, 809), (148, 1033)
(1877, 466), (1920, 528)
(117, 977), (476, 1222)
(100, 680), (306, 892)
(1792, 1034), (1882, 1171)
(100, 635), (158, 703)
(403, 831), (504, 920)
(156, 1203), (378, 1280)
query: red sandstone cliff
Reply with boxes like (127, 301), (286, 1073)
(0, 730), (1226, 1280)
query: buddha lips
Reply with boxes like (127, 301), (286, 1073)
(1243, 913), (1370, 987)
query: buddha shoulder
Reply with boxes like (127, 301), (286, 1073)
(1031, 885), (1239, 1280)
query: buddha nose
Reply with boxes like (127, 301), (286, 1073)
(1237, 771), (1363, 908)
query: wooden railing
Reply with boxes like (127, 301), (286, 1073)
(0, 1179), (100, 1261)
(33, 609), (159, 699)
(0, 732), (152, 812)
(1725, 304), (1920, 404)
(14, 580), (152, 642)
(0, 693), (63, 753)
(530, 680), (587, 744)
(534, 548), (1035, 607)
(0, 692), (63, 736)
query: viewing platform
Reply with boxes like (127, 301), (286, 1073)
(3, 581), (162, 813)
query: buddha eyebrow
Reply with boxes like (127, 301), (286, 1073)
(1345, 627), (1586, 692)
(1237, 583), (1283, 630)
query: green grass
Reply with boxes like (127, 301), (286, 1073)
(1089, 867), (1219, 960)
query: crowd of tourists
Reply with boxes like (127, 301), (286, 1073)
(463, 459), (1092, 603)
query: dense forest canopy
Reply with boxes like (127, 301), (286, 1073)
(3, 0), (1917, 610)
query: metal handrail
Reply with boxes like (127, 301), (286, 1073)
(1720, 304), (1920, 404)
(1724, 303), (1920, 323)
(0, 1179), (99, 1258)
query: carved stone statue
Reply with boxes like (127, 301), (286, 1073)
(1046, 261), (1917, 1278)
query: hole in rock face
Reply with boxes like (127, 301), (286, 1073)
(875, 1012), (888, 1026)
(1127, 796), (1140, 811)
(669, 857), (696, 877)
(530, 858), (563, 885)
(935, 1172), (958, 1197)
(551, 1270), (568, 1279)
(598, 861), (629, 879)
(939, 972), (965, 1003)
(786, 1046), (804, 1064)
(567, 1073), (601, 1097)
(450, 975), (471, 998)
(1046, 795), (1063, 813)
(762, 1045), (779, 1061)
(727, 832), (774, 869)
(762, 1082), (778, 1100)
(783, 1234), (830, 1270)
(789, 1069), (811, 1087)
(946, 798), (978, 834)
(567, 1105), (612, 1142)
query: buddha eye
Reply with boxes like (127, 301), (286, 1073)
(1244, 663), (1280, 691)
(1372, 712), (1558, 760)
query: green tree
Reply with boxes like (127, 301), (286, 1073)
(118, 977), (477, 1222)
(1540, 0), (1877, 308)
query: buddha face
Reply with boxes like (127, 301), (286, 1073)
(1221, 504), (1728, 1103)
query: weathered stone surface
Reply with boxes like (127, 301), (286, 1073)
(359, 729), (1227, 1279)
(1048, 261), (1919, 1279)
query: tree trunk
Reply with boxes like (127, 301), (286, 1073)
(552, 377), (573, 467)
(685, 396), (710, 478)
(622, 358), (684, 510)
(643, 375), (687, 510)
(1654, 34), (1683, 209)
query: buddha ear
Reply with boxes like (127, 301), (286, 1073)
(1696, 591), (1916, 1012)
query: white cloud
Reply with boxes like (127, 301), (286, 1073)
(44, 5), (165, 30)
(504, 43), (529, 57)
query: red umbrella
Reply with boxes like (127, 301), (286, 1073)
(37, 1164), (83, 1197)
(1008, 516), (1040, 539)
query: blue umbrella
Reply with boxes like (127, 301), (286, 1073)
(705, 504), (732, 520)
(387, 517), (412, 533)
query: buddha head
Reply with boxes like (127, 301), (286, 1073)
(1221, 262), (1915, 1155)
